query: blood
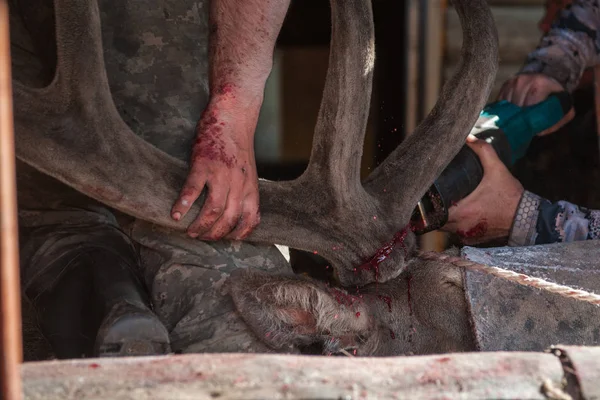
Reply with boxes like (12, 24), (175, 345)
(331, 288), (362, 307)
(354, 225), (410, 281)
(407, 274), (414, 344)
(193, 110), (236, 168)
(216, 83), (235, 96)
(456, 220), (488, 239)
(377, 295), (393, 312)
(355, 312), (361, 318)
(390, 329), (396, 340)
(89, 363), (100, 369)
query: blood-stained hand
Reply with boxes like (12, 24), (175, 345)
(171, 90), (261, 241)
(169, 0), (292, 240)
(441, 135), (524, 245)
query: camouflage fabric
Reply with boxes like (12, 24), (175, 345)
(520, 0), (600, 91)
(98, 0), (210, 162)
(128, 220), (291, 353)
(17, 161), (291, 356)
(509, 190), (600, 246)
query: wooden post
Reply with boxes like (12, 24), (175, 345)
(417, 0), (448, 252)
(595, 65), (600, 156)
(0, 1), (24, 399)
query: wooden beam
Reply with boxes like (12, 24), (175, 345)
(0, 1), (24, 399)
(19, 350), (582, 399)
(445, 6), (545, 64)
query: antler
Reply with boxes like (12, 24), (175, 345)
(363, 1), (498, 221)
(12, 0), (497, 287)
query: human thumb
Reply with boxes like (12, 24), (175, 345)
(465, 135), (504, 172)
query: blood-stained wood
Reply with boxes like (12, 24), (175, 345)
(20, 351), (570, 400)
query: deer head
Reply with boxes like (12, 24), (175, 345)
(227, 254), (478, 356)
(11, 0), (498, 289)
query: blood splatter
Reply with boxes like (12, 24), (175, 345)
(377, 295), (393, 312)
(456, 220), (488, 239)
(216, 83), (235, 96)
(355, 312), (361, 318)
(390, 329), (396, 340)
(193, 110), (236, 168)
(331, 288), (361, 307)
(89, 363), (100, 369)
(354, 225), (410, 281)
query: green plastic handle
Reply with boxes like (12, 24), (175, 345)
(479, 92), (572, 164)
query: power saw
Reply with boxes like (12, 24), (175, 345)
(411, 91), (573, 235)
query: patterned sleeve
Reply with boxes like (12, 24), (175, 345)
(508, 190), (600, 246)
(519, 0), (600, 92)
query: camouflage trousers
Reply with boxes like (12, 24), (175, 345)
(19, 194), (291, 355)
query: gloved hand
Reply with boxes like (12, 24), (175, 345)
(497, 73), (574, 136)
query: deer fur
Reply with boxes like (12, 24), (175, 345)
(228, 252), (478, 356)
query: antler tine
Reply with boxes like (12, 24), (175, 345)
(364, 0), (498, 220)
(13, 0), (108, 109)
(300, 0), (375, 200)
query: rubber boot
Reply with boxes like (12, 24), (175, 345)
(33, 249), (170, 358)
(87, 248), (171, 357)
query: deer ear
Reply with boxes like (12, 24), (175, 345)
(227, 268), (373, 354)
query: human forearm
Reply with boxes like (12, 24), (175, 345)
(508, 191), (600, 246)
(519, 0), (600, 92)
(208, 0), (291, 106)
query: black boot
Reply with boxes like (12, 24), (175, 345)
(88, 248), (171, 357)
(89, 250), (171, 357)
(32, 247), (170, 358)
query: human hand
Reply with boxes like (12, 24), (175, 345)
(441, 135), (524, 245)
(171, 93), (261, 241)
(497, 73), (574, 136)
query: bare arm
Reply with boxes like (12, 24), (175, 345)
(172, 0), (291, 241)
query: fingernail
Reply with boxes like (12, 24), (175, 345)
(172, 212), (182, 221)
(188, 232), (199, 238)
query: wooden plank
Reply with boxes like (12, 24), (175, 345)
(487, 0), (545, 5)
(417, 0), (449, 253)
(0, 1), (24, 399)
(444, 63), (522, 102)
(20, 351), (568, 400)
(555, 345), (600, 399)
(445, 6), (545, 64)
